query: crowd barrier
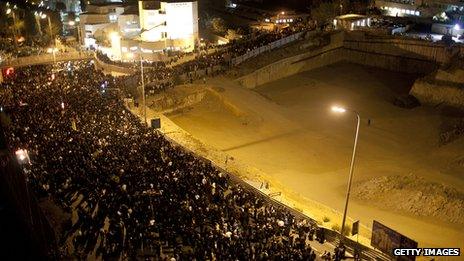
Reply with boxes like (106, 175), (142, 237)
(156, 127), (391, 261)
(231, 31), (306, 66)
(94, 53), (136, 75)
(1, 52), (93, 68)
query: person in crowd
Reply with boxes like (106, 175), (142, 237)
(1, 60), (321, 260)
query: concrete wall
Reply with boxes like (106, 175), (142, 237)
(93, 54), (135, 75)
(343, 47), (437, 73)
(149, 85), (206, 114)
(0, 52), (93, 69)
(237, 32), (345, 88)
(237, 32), (450, 88)
(344, 34), (452, 64)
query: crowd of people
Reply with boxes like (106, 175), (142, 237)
(96, 24), (314, 94)
(0, 61), (342, 260)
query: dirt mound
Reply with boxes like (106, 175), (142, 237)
(353, 175), (464, 224)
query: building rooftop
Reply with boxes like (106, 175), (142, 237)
(122, 5), (138, 15)
(87, 2), (124, 7)
(336, 14), (368, 21)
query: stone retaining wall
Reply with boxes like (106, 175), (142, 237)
(236, 31), (455, 88)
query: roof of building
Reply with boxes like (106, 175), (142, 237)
(87, 2), (124, 7)
(140, 0), (197, 2)
(336, 14), (367, 20)
(80, 11), (108, 15)
(122, 5), (138, 15)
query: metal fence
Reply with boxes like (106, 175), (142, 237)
(231, 31), (305, 66)
(157, 128), (390, 261)
(1, 52), (92, 68)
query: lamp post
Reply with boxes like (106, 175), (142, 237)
(46, 14), (53, 45)
(137, 26), (164, 126)
(139, 51), (147, 125)
(331, 105), (361, 237)
(123, 49), (146, 126)
(68, 20), (81, 47)
(6, 8), (18, 51)
(34, 12), (43, 36)
(41, 14), (57, 64)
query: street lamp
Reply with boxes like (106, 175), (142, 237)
(68, 20), (82, 46)
(47, 47), (58, 63)
(139, 50), (147, 125)
(6, 7), (18, 50)
(40, 14), (54, 47)
(40, 13), (56, 63)
(136, 26), (163, 126)
(331, 105), (361, 237)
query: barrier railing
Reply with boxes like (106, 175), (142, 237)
(231, 31), (305, 66)
(1, 52), (93, 68)
(152, 122), (390, 261)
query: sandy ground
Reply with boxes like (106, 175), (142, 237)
(166, 62), (464, 249)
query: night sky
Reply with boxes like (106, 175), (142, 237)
(257, 0), (312, 11)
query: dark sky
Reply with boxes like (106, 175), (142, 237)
(249, 0), (312, 12)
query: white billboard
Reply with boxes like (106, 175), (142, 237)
(165, 2), (198, 40)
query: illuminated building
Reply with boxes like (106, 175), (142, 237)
(80, 2), (127, 48)
(136, 0), (199, 53)
(375, 0), (464, 18)
(333, 14), (371, 31)
(80, 0), (199, 61)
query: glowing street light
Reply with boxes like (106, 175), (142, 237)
(331, 105), (347, 113)
(331, 105), (361, 238)
(47, 47), (58, 63)
(126, 52), (134, 59)
(40, 13), (55, 60)
(6, 7), (18, 50)
(15, 149), (30, 164)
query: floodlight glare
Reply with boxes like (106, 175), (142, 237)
(331, 106), (347, 113)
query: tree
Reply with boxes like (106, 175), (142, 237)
(23, 10), (38, 38)
(311, 2), (338, 24)
(210, 17), (227, 35)
(80, 0), (87, 12)
(226, 29), (238, 40)
(55, 2), (67, 12)
(49, 13), (62, 37)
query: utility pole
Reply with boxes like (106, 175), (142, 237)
(48, 15), (54, 46)
(35, 13), (43, 36)
(6, 8), (18, 51)
(140, 53), (147, 125)
(45, 14), (56, 63)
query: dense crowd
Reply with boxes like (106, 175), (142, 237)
(1, 61), (336, 260)
(97, 24), (313, 94)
